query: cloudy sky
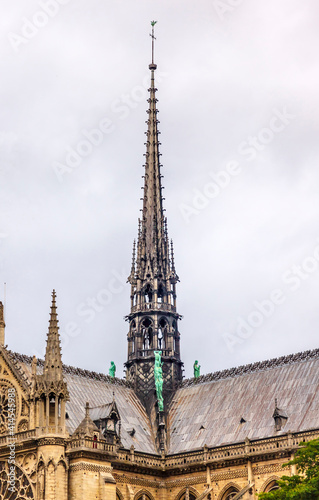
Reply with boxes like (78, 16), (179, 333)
(1, 0), (319, 379)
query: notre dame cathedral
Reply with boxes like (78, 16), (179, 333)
(0, 25), (319, 500)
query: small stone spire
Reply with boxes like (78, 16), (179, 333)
(72, 402), (101, 438)
(170, 239), (176, 274)
(0, 302), (5, 346)
(43, 290), (63, 381)
(129, 240), (136, 280)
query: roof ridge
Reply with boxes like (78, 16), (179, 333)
(7, 350), (132, 388)
(181, 347), (319, 388)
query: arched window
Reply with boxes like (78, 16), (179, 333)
(93, 434), (97, 449)
(265, 481), (279, 492)
(177, 490), (197, 500)
(223, 488), (239, 500)
(158, 318), (168, 349)
(129, 320), (136, 355)
(141, 318), (153, 350)
(136, 494), (152, 500)
(157, 284), (165, 303)
(144, 284), (153, 303)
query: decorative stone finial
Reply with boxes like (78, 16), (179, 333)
(31, 355), (37, 376)
(85, 402), (90, 418)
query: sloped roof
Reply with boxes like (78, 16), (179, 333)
(167, 349), (319, 454)
(8, 351), (157, 454)
(7, 348), (319, 457)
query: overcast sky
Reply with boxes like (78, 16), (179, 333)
(1, 0), (319, 379)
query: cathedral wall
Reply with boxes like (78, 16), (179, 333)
(113, 469), (164, 500)
(111, 455), (292, 500)
(68, 458), (116, 500)
(252, 458), (291, 496)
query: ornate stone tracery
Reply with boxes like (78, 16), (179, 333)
(217, 483), (241, 500)
(0, 379), (20, 435)
(0, 457), (36, 500)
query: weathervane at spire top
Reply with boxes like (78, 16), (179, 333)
(149, 20), (157, 70)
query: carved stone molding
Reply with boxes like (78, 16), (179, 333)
(114, 474), (164, 488)
(253, 463), (288, 474)
(37, 437), (66, 446)
(69, 462), (113, 473)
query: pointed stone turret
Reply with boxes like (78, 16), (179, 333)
(0, 302), (5, 346)
(125, 22), (183, 416)
(32, 290), (69, 434)
(43, 289), (63, 382)
(73, 402), (101, 439)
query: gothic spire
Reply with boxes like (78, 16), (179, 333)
(133, 21), (173, 282)
(125, 23), (183, 418)
(43, 289), (63, 381)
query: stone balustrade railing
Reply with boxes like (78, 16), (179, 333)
(131, 302), (175, 313)
(66, 437), (116, 453)
(0, 427), (318, 471)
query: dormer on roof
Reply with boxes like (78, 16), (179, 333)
(273, 399), (288, 431)
(90, 397), (121, 444)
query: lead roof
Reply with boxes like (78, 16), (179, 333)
(6, 348), (319, 456)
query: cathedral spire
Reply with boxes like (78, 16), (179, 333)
(43, 289), (63, 381)
(125, 23), (183, 419)
(133, 20), (174, 283)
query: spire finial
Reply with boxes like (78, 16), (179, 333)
(43, 289), (63, 381)
(85, 402), (90, 418)
(149, 21), (157, 70)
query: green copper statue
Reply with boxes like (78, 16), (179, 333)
(109, 361), (116, 378)
(154, 351), (164, 411)
(193, 360), (200, 378)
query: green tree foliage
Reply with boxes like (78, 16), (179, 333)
(259, 439), (319, 499)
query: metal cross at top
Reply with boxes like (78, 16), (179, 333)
(150, 21), (157, 65)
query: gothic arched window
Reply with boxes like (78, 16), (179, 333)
(222, 488), (239, 500)
(177, 490), (196, 500)
(144, 284), (153, 303)
(157, 284), (165, 303)
(136, 493), (152, 500)
(265, 481), (279, 492)
(141, 318), (153, 350)
(158, 318), (168, 349)
(0, 461), (35, 499)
